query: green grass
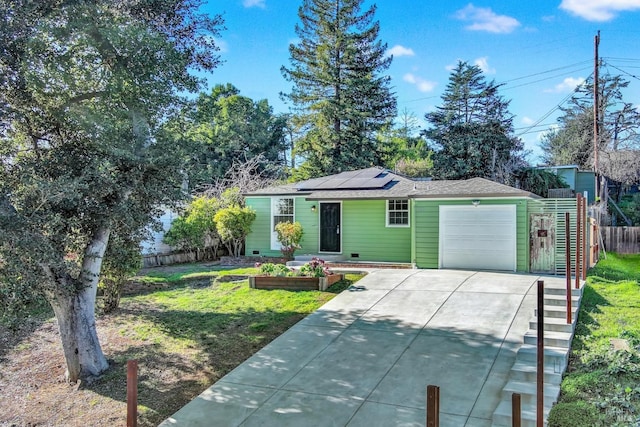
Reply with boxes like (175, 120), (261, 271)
(550, 253), (640, 427)
(125, 268), (365, 353)
(134, 264), (259, 284)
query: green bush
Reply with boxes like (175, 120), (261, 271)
(258, 263), (293, 277)
(548, 401), (599, 427)
(214, 205), (256, 257)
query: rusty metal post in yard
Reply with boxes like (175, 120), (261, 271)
(564, 212), (572, 325)
(512, 393), (522, 427)
(426, 385), (440, 427)
(127, 360), (138, 427)
(537, 280), (544, 427)
(582, 197), (588, 281)
(575, 194), (582, 290)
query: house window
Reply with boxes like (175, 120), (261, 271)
(271, 197), (294, 249)
(387, 199), (409, 227)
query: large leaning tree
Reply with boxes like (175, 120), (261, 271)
(282, 0), (397, 177)
(0, 0), (223, 382)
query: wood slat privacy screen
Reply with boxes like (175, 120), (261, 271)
(528, 199), (579, 275)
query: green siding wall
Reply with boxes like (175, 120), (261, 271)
(412, 199), (530, 272)
(342, 200), (411, 262)
(245, 197), (275, 256)
(245, 197), (319, 257)
(245, 197), (411, 262)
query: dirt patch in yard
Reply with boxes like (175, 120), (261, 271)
(0, 270), (310, 426)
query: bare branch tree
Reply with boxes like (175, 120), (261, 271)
(196, 154), (280, 200)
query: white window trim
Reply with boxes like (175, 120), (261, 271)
(270, 197), (295, 250)
(386, 199), (410, 228)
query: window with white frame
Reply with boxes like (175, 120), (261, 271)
(387, 199), (409, 226)
(271, 197), (294, 249)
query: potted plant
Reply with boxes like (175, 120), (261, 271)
(274, 221), (304, 259)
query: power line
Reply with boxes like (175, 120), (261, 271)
(503, 66), (592, 91)
(514, 72), (593, 138)
(606, 63), (640, 83)
(501, 60), (591, 84)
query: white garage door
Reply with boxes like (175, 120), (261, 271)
(439, 205), (517, 271)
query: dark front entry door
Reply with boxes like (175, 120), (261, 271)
(320, 202), (341, 252)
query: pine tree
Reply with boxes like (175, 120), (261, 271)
(540, 72), (640, 185)
(282, 0), (396, 177)
(424, 61), (522, 181)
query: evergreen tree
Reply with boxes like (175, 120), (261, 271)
(424, 61), (522, 181)
(540, 72), (640, 185)
(282, 0), (396, 176)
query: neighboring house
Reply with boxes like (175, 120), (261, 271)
(140, 207), (178, 255)
(245, 167), (583, 274)
(539, 165), (596, 204)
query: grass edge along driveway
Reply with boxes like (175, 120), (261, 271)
(549, 253), (640, 427)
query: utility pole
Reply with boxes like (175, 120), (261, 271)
(593, 31), (600, 202)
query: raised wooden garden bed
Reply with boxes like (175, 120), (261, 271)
(249, 274), (343, 291)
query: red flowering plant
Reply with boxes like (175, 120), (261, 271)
(299, 257), (332, 278)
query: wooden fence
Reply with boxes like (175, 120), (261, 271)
(601, 227), (640, 254)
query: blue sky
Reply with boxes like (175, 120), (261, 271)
(200, 1), (640, 163)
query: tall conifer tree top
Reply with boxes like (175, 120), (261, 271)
(282, 0), (396, 177)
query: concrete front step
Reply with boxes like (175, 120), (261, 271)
(510, 360), (563, 385)
(517, 344), (568, 368)
(524, 330), (574, 348)
(530, 316), (576, 333)
(293, 254), (346, 262)
(501, 380), (560, 406)
(492, 399), (551, 427)
(543, 293), (582, 307)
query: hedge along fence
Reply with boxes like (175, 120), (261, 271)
(601, 227), (640, 254)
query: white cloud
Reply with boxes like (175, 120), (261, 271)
(243, 0), (266, 8)
(544, 76), (585, 93)
(474, 56), (496, 74)
(560, 0), (640, 22)
(216, 39), (229, 53)
(403, 73), (437, 93)
(521, 116), (534, 126)
(387, 45), (415, 58)
(454, 4), (521, 33)
(445, 63), (457, 71)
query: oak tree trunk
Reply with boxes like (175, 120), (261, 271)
(48, 227), (111, 383)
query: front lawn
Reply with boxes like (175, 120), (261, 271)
(549, 253), (640, 426)
(0, 264), (364, 427)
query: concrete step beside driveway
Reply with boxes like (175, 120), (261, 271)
(543, 284), (583, 297)
(509, 360), (563, 385)
(543, 293), (581, 307)
(530, 316), (576, 333)
(542, 304), (579, 319)
(493, 399), (551, 427)
(524, 330), (574, 348)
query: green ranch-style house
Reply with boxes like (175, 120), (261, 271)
(244, 167), (584, 274)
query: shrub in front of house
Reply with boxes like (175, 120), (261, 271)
(255, 257), (333, 278)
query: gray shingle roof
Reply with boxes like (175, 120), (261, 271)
(245, 168), (539, 199)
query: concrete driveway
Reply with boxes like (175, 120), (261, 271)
(160, 269), (555, 427)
